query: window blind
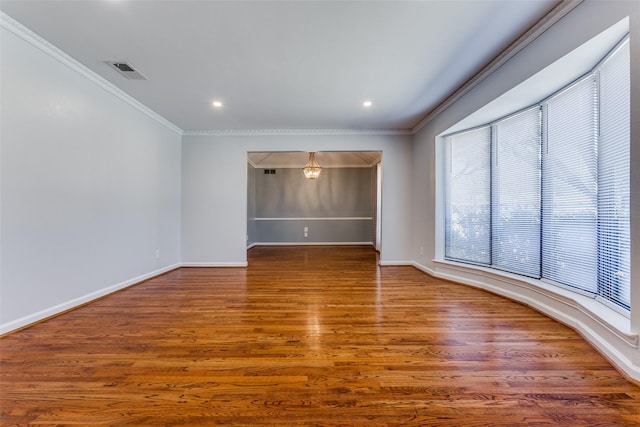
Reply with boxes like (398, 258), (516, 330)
(542, 76), (598, 292)
(491, 108), (541, 277)
(445, 127), (491, 264)
(442, 34), (630, 312)
(597, 39), (631, 309)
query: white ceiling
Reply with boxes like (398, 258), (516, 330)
(0, 0), (559, 132)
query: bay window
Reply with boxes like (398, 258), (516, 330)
(444, 36), (630, 311)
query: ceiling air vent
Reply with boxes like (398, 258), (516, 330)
(106, 61), (147, 80)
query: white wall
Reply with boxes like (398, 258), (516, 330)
(412, 0), (640, 382)
(0, 22), (182, 333)
(181, 133), (413, 265)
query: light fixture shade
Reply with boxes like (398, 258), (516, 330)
(302, 152), (322, 179)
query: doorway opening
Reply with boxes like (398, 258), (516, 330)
(247, 151), (382, 252)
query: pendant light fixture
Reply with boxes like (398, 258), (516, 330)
(302, 152), (322, 179)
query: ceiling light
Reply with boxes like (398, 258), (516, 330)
(302, 152), (322, 179)
(212, 101), (223, 108)
(363, 100), (373, 108)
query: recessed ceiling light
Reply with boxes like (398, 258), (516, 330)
(363, 100), (373, 108)
(212, 101), (223, 108)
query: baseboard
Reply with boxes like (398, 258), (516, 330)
(411, 262), (437, 277)
(250, 242), (374, 247)
(0, 263), (181, 335)
(378, 260), (412, 266)
(181, 262), (248, 267)
(413, 259), (640, 384)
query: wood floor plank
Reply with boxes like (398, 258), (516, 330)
(1, 245), (638, 425)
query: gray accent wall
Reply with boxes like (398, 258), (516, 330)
(248, 166), (374, 244)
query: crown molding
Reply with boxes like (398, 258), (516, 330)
(412, 0), (584, 134)
(183, 128), (412, 137)
(0, 12), (183, 135)
(5, 0), (584, 140)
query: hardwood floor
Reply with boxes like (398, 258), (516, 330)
(1, 245), (638, 426)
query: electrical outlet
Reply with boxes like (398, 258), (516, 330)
(304, 226), (308, 238)
(420, 246), (424, 255)
(155, 249), (160, 260)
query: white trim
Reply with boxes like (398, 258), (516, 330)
(151, 2), (599, 145)
(184, 129), (411, 136)
(250, 242), (374, 247)
(181, 262), (248, 267)
(430, 260), (635, 345)
(413, 258), (639, 383)
(0, 2), (584, 139)
(248, 162), (378, 169)
(412, 0), (584, 134)
(411, 261), (437, 277)
(1, 12), (399, 138)
(0, 263), (181, 335)
(378, 261), (412, 266)
(253, 217), (373, 221)
(0, 12), (183, 135)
